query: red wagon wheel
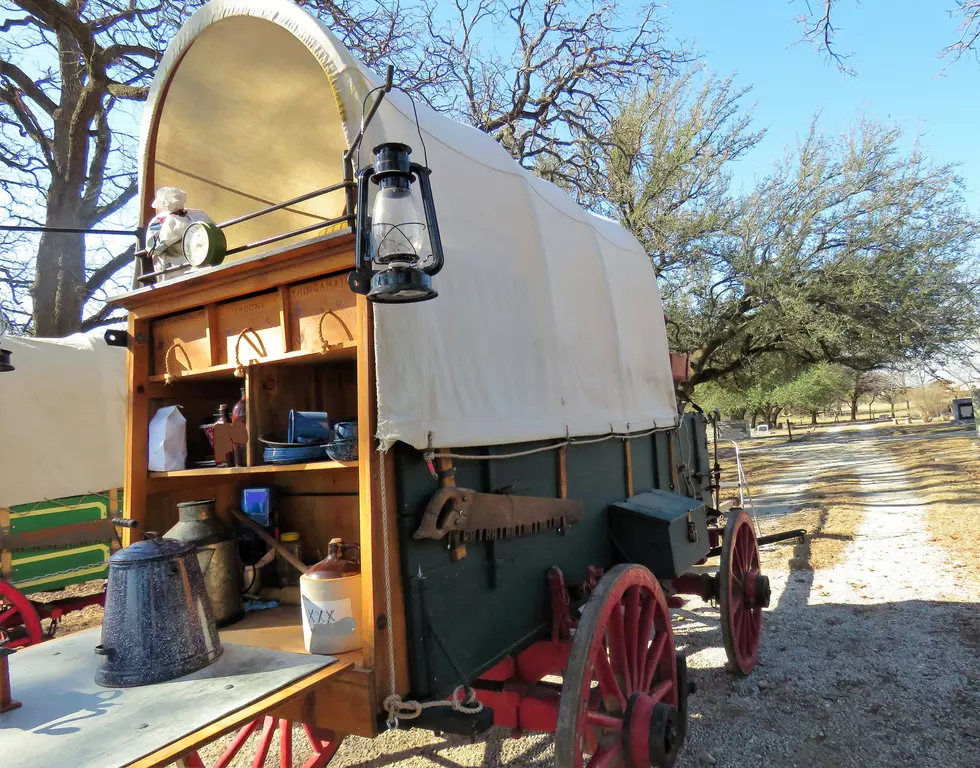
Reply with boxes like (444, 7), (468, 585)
(555, 564), (682, 768)
(719, 509), (770, 677)
(0, 580), (43, 649)
(181, 717), (342, 768)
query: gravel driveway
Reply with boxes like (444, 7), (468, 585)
(198, 427), (980, 767)
(673, 426), (979, 768)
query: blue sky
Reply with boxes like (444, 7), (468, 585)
(663, 0), (980, 208)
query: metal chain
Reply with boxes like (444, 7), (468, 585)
(7, 560), (109, 589)
(4, 492), (110, 517)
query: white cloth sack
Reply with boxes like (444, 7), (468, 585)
(147, 406), (187, 471)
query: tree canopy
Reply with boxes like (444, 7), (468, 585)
(659, 118), (980, 395)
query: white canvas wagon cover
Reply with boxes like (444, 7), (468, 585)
(0, 334), (127, 507)
(138, 0), (678, 450)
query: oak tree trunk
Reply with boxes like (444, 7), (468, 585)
(33, 180), (86, 336)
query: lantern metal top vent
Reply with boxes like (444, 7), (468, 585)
(345, 67), (445, 304)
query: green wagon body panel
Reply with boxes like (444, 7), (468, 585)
(395, 413), (710, 699)
(7, 494), (118, 593)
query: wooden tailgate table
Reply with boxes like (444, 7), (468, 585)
(0, 624), (353, 768)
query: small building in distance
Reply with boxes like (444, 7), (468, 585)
(951, 397), (975, 423)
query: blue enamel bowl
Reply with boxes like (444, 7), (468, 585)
(324, 439), (358, 462)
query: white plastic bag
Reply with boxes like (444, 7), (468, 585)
(147, 405), (187, 471)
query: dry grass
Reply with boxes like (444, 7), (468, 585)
(715, 438), (862, 571)
(716, 439), (798, 507)
(758, 468), (864, 573)
(881, 426), (980, 586)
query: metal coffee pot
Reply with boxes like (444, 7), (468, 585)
(95, 537), (222, 687)
(164, 500), (244, 627)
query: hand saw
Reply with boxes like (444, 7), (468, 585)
(413, 487), (583, 543)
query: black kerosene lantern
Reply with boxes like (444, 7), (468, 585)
(349, 142), (445, 303)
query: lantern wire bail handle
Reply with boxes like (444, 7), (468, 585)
(354, 65), (430, 173)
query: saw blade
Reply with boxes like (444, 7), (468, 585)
(414, 487), (583, 542)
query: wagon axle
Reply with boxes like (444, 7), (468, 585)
(670, 571), (771, 610)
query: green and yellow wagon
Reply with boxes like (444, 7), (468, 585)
(0, 335), (126, 647)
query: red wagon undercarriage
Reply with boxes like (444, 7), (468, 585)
(463, 506), (769, 768)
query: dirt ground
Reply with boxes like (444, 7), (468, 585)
(672, 424), (979, 767)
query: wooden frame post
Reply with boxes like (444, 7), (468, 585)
(355, 295), (408, 706)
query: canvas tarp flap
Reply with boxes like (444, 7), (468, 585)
(0, 335), (127, 507)
(139, 0), (678, 451)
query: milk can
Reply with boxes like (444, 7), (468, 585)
(164, 499), (244, 626)
(300, 538), (362, 654)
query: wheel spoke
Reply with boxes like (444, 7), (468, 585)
(586, 710), (624, 731)
(739, 610), (751, 656)
(641, 631), (668, 692)
(732, 536), (746, 574)
(634, 595), (656, 693)
(214, 719), (261, 768)
(648, 679), (673, 705)
(250, 717), (276, 768)
(739, 530), (753, 569)
(594, 645), (628, 713)
(744, 535), (756, 571)
(607, 603), (632, 697)
(731, 605), (743, 645)
(586, 739), (623, 768)
(623, 587), (640, 691)
(279, 719), (292, 767)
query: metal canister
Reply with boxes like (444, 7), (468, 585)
(164, 500), (244, 627)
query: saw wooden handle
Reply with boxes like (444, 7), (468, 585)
(227, 507), (307, 575)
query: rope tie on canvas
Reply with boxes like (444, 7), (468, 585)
(233, 327), (266, 377)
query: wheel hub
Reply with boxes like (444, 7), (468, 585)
(755, 574), (771, 608)
(623, 693), (680, 768)
(741, 570), (771, 609)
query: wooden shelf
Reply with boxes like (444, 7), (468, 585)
(220, 605), (364, 667)
(148, 459), (358, 486)
(149, 342), (357, 383)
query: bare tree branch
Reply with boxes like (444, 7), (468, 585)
(0, 57), (57, 114)
(795, 0), (980, 70)
(84, 243), (134, 301)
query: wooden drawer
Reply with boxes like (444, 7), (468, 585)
(288, 273), (357, 353)
(152, 309), (211, 377)
(217, 291), (286, 367)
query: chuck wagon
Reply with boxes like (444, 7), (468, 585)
(2, 2), (784, 766)
(0, 334), (126, 648)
